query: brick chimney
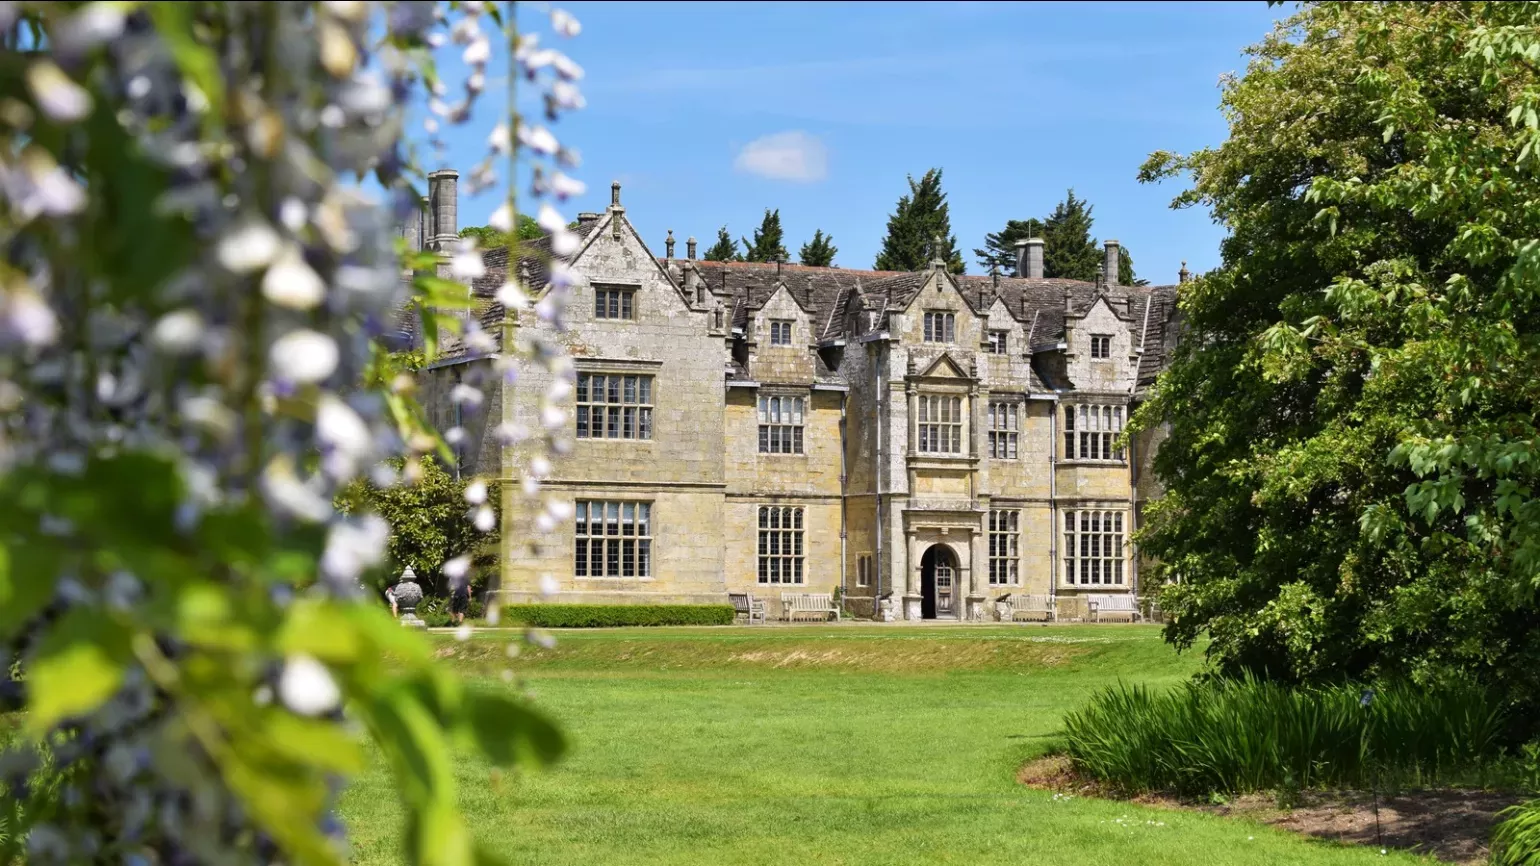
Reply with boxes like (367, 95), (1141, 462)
(428, 169), (458, 251)
(1103, 239), (1120, 288)
(1015, 237), (1044, 279)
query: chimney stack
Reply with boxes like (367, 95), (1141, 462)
(687, 236), (697, 261)
(1063, 285), (1073, 314)
(665, 230), (675, 260)
(1104, 239), (1121, 287)
(428, 169), (459, 251)
(1016, 237), (1044, 279)
(1179, 261), (1191, 284)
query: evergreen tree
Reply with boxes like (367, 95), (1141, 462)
(873, 168), (965, 274)
(973, 218), (1042, 273)
(740, 208), (789, 263)
(1118, 246), (1148, 286)
(1041, 189), (1101, 281)
(703, 225), (739, 262)
(798, 229), (837, 267)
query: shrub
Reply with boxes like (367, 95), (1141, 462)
(500, 604), (735, 628)
(1494, 798), (1540, 866)
(1064, 676), (1507, 797)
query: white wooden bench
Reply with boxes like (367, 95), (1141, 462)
(1088, 594), (1140, 622)
(1007, 593), (1055, 623)
(728, 592), (766, 624)
(781, 592), (839, 622)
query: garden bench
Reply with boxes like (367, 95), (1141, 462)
(781, 592), (840, 622)
(1088, 594), (1140, 623)
(1008, 593), (1056, 623)
(728, 592), (766, 624)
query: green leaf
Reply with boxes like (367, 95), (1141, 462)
(25, 610), (130, 734)
(147, 3), (226, 129)
(263, 711), (367, 775)
(0, 542), (57, 636)
(462, 689), (566, 768)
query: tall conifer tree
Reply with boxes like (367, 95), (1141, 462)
(703, 226), (739, 262)
(799, 229), (837, 267)
(741, 209), (789, 263)
(874, 168), (965, 274)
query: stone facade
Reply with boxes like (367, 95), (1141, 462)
(398, 180), (1183, 621)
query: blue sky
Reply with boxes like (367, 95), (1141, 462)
(435, 1), (1289, 285)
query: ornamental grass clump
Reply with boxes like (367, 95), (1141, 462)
(1063, 676), (1506, 797)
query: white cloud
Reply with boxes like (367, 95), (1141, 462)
(733, 131), (829, 183)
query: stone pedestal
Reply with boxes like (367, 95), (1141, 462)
(994, 601), (1013, 622)
(878, 596), (897, 623)
(965, 595), (988, 622)
(903, 594), (923, 621)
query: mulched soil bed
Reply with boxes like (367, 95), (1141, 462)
(1019, 755), (1523, 865)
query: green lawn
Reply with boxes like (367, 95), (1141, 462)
(339, 624), (1434, 865)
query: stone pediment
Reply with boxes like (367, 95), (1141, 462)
(912, 352), (973, 381)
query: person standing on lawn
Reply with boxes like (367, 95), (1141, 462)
(451, 579), (471, 627)
(385, 582), (397, 618)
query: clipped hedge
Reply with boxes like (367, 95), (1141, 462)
(499, 604), (735, 628)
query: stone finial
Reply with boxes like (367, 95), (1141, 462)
(931, 234), (945, 267)
(1063, 285), (1073, 313)
(1126, 296), (1135, 317)
(687, 236), (697, 260)
(1179, 260), (1191, 284)
(610, 181), (621, 207)
(1096, 262), (1107, 292)
(990, 264), (1000, 290)
(776, 257), (783, 279)
(665, 229), (675, 259)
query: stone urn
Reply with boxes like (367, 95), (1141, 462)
(394, 566), (426, 628)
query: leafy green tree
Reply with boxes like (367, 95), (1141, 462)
(874, 168), (965, 274)
(799, 229), (838, 267)
(741, 208), (789, 263)
(973, 218), (1042, 274)
(336, 456), (499, 598)
(1133, 2), (1540, 713)
(1041, 190), (1102, 281)
(703, 225), (740, 262)
(458, 214), (543, 249)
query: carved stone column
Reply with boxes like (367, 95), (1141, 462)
(966, 526), (987, 621)
(904, 530), (923, 621)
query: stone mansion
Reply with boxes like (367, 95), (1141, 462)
(400, 170), (1183, 621)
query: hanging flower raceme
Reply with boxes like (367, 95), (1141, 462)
(0, 2), (586, 864)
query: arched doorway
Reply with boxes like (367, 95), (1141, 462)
(920, 545), (958, 620)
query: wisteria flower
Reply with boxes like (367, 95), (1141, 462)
(278, 655), (342, 717)
(26, 61), (92, 122)
(269, 329), (339, 384)
(263, 245), (327, 310)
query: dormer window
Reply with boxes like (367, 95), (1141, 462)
(769, 320), (794, 346)
(1090, 334), (1112, 359)
(924, 311), (955, 343)
(985, 330), (1008, 355)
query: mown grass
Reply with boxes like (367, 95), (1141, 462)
(339, 624), (1450, 864)
(1064, 676), (1512, 798)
